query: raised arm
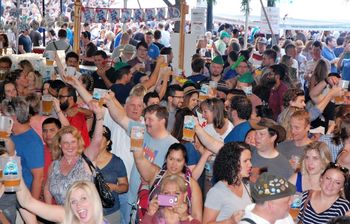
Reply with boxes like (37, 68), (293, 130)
(104, 91), (130, 130)
(142, 56), (164, 90)
(157, 69), (171, 100)
(64, 75), (93, 103)
(84, 100), (103, 161)
(16, 178), (64, 223)
(52, 97), (70, 126)
(195, 122), (223, 154)
(132, 145), (160, 184)
(310, 76), (339, 104)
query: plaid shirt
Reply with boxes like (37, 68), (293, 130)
(319, 134), (343, 162)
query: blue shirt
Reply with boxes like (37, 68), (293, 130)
(187, 74), (208, 84)
(110, 83), (133, 105)
(184, 142), (200, 166)
(99, 154), (127, 215)
(148, 43), (160, 60)
(18, 34), (32, 53)
(341, 55), (350, 81)
(11, 128), (44, 189)
(114, 32), (122, 48)
(322, 47), (337, 73)
(224, 121), (251, 143)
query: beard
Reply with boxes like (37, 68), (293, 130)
(60, 101), (69, 111)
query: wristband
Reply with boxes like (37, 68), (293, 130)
(324, 78), (330, 85)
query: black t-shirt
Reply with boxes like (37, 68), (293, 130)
(29, 30), (42, 47)
(92, 67), (117, 89)
(82, 42), (97, 66)
(154, 42), (165, 51)
(110, 83), (133, 104)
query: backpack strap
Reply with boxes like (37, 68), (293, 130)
(240, 218), (257, 224)
(53, 41), (58, 50)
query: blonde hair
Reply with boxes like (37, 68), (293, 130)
(300, 141), (332, 175)
(130, 84), (147, 98)
(51, 126), (85, 160)
(63, 181), (103, 224)
(278, 106), (300, 140)
(160, 174), (187, 193)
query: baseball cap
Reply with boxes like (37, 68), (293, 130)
(258, 37), (268, 45)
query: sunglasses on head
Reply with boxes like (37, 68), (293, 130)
(328, 162), (349, 174)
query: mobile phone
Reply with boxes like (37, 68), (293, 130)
(158, 194), (178, 207)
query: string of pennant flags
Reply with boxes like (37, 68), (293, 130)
(81, 7), (181, 23)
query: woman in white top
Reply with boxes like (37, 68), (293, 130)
(200, 98), (233, 141)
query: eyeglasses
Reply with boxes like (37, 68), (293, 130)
(328, 162), (349, 174)
(58, 95), (71, 99)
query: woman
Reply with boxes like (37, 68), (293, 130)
(1, 80), (17, 100)
(335, 113), (350, 169)
(200, 98), (233, 141)
(44, 100), (103, 205)
(338, 39), (350, 81)
(203, 142), (252, 224)
(0, 33), (9, 55)
(133, 143), (203, 222)
(95, 125), (129, 223)
(183, 85), (200, 112)
(171, 108), (211, 181)
(297, 162), (350, 223)
(142, 174), (201, 224)
(289, 141), (332, 192)
(309, 59), (329, 91)
(16, 180), (109, 224)
(18, 60), (38, 93)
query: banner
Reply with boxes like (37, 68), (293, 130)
(121, 8), (132, 22)
(133, 9), (144, 22)
(156, 8), (166, 21)
(108, 8), (120, 23)
(168, 7), (180, 19)
(82, 7), (94, 23)
(95, 9), (108, 23)
(145, 8), (156, 21)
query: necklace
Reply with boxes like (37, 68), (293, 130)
(63, 156), (78, 165)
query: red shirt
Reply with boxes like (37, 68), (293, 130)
(269, 82), (288, 120)
(43, 145), (52, 183)
(67, 111), (90, 147)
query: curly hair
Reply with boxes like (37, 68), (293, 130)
(213, 142), (251, 186)
(282, 88), (305, 108)
(51, 126), (85, 160)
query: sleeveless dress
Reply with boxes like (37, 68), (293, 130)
(49, 156), (93, 205)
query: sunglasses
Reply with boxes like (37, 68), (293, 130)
(328, 162), (349, 174)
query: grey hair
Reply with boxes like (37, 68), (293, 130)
(2, 97), (30, 124)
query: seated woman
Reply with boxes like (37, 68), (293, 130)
(132, 143), (202, 222)
(142, 174), (201, 224)
(16, 179), (109, 224)
(297, 162), (350, 223)
(289, 141), (332, 192)
(203, 142), (252, 224)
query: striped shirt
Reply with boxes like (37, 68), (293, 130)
(319, 134), (342, 162)
(298, 191), (350, 224)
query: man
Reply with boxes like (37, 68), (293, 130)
(61, 23), (73, 46)
(213, 31), (231, 57)
(105, 96), (178, 224)
(162, 84), (184, 131)
(278, 110), (312, 170)
(158, 22), (171, 47)
(224, 95), (252, 143)
(48, 79), (66, 98)
(207, 55), (229, 94)
(249, 37), (268, 69)
(80, 31), (97, 66)
(305, 41), (331, 78)
(45, 29), (72, 53)
(153, 30), (165, 50)
(18, 26), (32, 54)
(295, 40), (307, 79)
(255, 49), (277, 84)
(128, 41), (152, 75)
(117, 44), (136, 63)
(0, 56), (12, 72)
(236, 72), (262, 114)
(143, 91), (160, 107)
(144, 31), (160, 60)
(29, 20), (42, 47)
(91, 50), (117, 89)
(2, 97), (44, 197)
(110, 62), (133, 104)
(42, 118), (61, 191)
(239, 173), (295, 224)
(57, 85), (91, 146)
(322, 36), (338, 73)
(285, 43), (299, 83)
(111, 32), (131, 60)
(251, 118), (293, 179)
(188, 57), (207, 84)
(267, 64), (289, 120)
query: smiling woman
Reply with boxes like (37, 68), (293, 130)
(15, 179), (108, 224)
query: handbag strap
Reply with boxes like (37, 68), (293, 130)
(241, 218), (257, 224)
(53, 41), (58, 50)
(82, 153), (96, 173)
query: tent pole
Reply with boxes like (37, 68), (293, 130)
(73, 0), (82, 54)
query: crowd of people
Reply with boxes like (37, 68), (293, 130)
(1, 18), (350, 224)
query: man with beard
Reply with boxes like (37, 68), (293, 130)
(162, 84), (184, 131)
(267, 64), (288, 120)
(204, 56), (229, 97)
(56, 85), (91, 146)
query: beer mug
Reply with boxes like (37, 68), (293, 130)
(92, 88), (109, 107)
(209, 81), (218, 97)
(45, 51), (55, 66)
(199, 84), (210, 101)
(130, 126), (145, 152)
(3, 156), (21, 192)
(183, 115), (195, 142)
(335, 80), (350, 105)
(42, 95), (54, 115)
(0, 116), (13, 140)
(290, 193), (302, 221)
(66, 66), (77, 77)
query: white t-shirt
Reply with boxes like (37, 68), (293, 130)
(204, 120), (234, 142)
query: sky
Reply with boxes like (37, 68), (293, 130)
(119, 0), (350, 23)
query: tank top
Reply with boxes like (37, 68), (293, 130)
(49, 156), (93, 205)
